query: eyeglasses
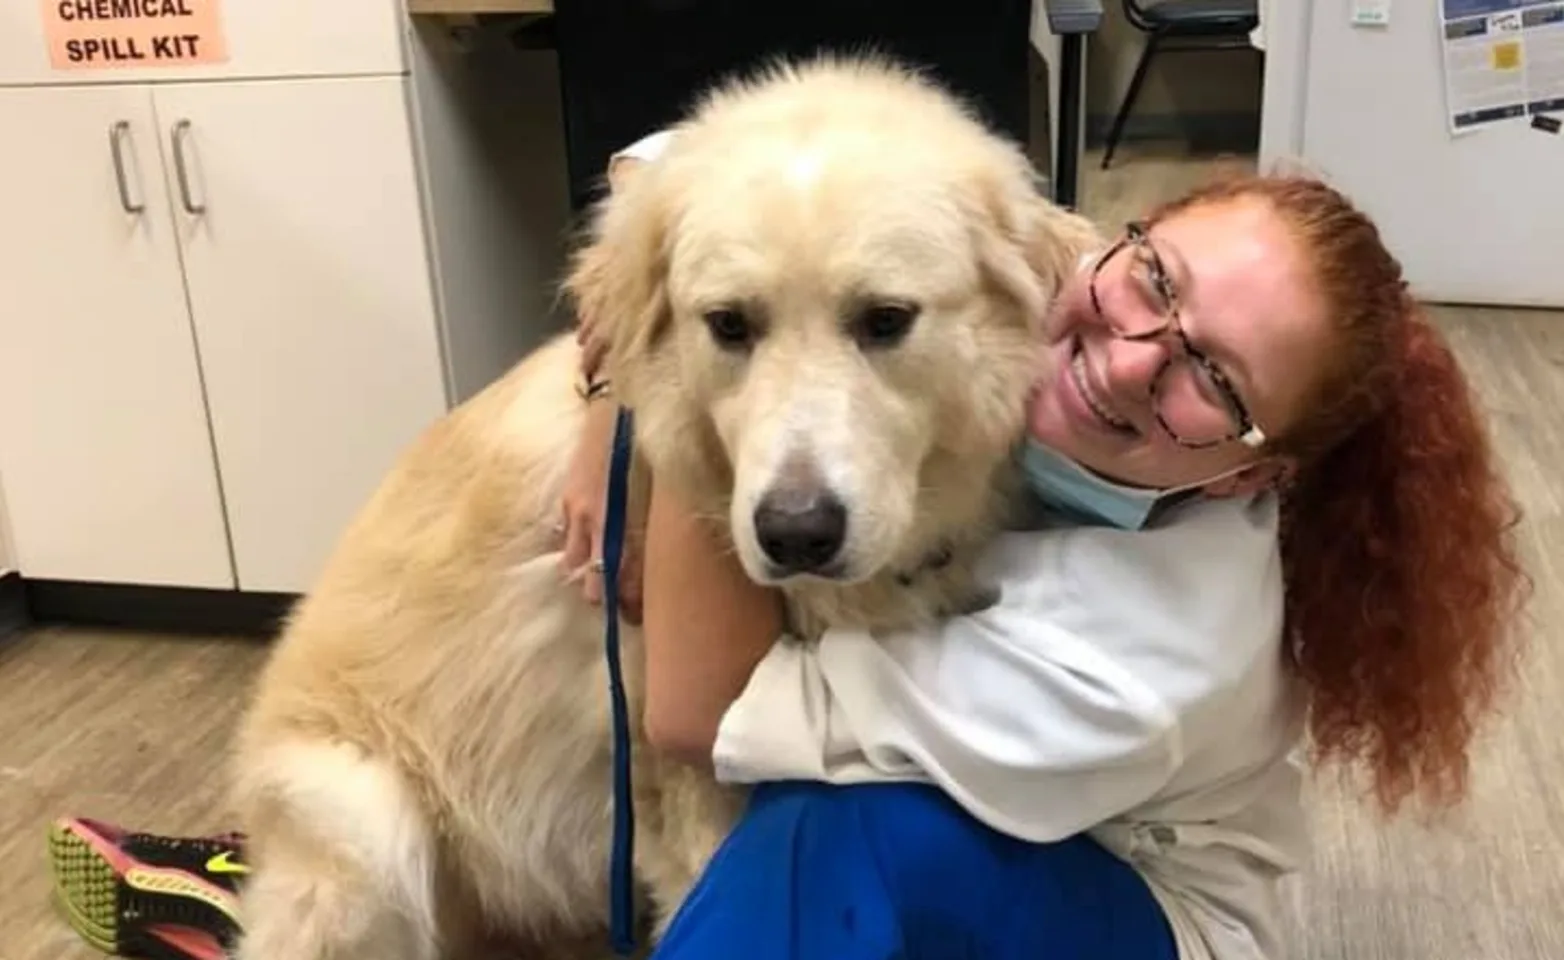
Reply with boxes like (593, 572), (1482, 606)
(1087, 221), (1266, 450)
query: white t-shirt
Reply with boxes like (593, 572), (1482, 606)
(714, 494), (1306, 960)
(610, 132), (1309, 960)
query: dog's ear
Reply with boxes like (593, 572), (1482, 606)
(969, 164), (1102, 339)
(562, 172), (673, 401)
(1019, 198), (1101, 335)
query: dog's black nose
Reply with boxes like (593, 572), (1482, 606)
(754, 489), (848, 574)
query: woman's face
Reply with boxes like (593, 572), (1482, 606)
(1029, 196), (1333, 492)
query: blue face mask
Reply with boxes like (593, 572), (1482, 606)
(1018, 439), (1245, 530)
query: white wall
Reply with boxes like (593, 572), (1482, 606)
(1256, 0), (1310, 166)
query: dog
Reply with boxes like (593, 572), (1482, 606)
(227, 54), (1103, 960)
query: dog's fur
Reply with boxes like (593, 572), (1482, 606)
(228, 56), (1101, 960)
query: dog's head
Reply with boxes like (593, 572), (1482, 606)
(567, 57), (1101, 587)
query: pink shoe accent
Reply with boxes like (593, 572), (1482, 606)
(146, 925), (227, 960)
(54, 817), (137, 873)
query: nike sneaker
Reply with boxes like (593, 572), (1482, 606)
(48, 816), (247, 960)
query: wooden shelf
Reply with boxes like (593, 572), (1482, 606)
(407, 0), (553, 15)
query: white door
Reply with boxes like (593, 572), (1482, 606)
(0, 0), (405, 86)
(153, 76), (450, 594)
(0, 85), (235, 588)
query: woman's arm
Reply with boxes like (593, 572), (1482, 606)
(641, 482), (783, 766)
(558, 125), (777, 762)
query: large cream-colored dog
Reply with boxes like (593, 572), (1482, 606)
(228, 55), (1101, 960)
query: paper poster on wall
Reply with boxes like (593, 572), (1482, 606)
(1352, 0), (1393, 27)
(40, 0), (228, 70)
(1441, 0), (1564, 134)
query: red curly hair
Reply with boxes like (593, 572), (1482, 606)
(1148, 175), (1531, 816)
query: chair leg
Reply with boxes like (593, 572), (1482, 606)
(1101, 32), (1161, 170)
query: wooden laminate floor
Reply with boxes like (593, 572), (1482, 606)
(4, 146), (1562, 960)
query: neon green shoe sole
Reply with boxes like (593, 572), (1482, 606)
(49, 819), (122, 953)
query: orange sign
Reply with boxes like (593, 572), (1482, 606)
(41, 0), (228, 70)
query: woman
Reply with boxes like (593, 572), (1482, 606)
(560, 145), (1529, 960)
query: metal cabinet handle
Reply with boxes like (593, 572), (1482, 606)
(170, 119), (205, 215)
(108, 120), (144, 214)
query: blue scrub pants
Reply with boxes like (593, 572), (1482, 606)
(650, 781), (1178, 960)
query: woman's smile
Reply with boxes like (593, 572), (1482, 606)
(1066, 336), (1138, 437)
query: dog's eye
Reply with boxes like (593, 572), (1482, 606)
(703, 307), (754, 351)
(852, 303), (919, 349)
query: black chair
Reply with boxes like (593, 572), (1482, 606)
(1100, 0), (1259, 169)
(548, 0), (1035, 215)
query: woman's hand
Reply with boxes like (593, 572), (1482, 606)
(559, 397), (643, 623)
(575, 310), (608, 391)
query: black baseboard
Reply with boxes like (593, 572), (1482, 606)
(0, 571), (26, 641)
(22, 578), (299, 639)
(1083, 110), (1260, 155)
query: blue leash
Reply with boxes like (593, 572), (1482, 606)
(600, 405), (638, 955)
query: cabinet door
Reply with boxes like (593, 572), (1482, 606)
(0, 85), (234, 588)
(0, 0), (405, 86)
(153, 76), (450, 594)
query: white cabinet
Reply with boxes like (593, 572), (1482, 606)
(0, 17), (572, 595)
(0, 78), (447, 593)
(0, 85), (235, 588)
(155, 76), (450, 594)
(0, 469), (15, 574)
